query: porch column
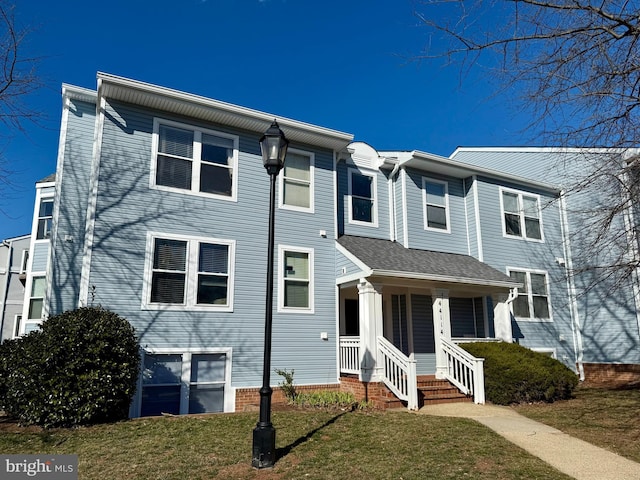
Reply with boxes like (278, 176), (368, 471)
(358, 280), (383, 382)
(492, 292), (514, 342)
(432, 288), (451, 379)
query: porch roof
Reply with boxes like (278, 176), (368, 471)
(336, 235), (520, 289)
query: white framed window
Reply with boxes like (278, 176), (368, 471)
(508, 268), (552, 321)
(500, 188), (543, 241)
(19, 249), (29, 274)
(28, 276), (46, 320)
(150, 119), (238, 201)
(143, 232), (235, 311)
(279, 148), (314, 212)
(36, 199), (54, 240)
(278, 245), (314, 313)
(139, 349), (232, 416)
(348, 169), (377, 226)
(422, 178), (450, 232)
(13, 315), (22, 338)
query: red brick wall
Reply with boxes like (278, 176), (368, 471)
(582, 363), (640, 387)
(235, 383), (341, 412)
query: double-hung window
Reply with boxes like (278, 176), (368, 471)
(278, 246), (314, 313)
(280, 149), (314, 211)
(145, 233), (235, 310)
(152, 119), (238, 200)
(508, 269), (551, 321)
(501, 188), (542, 240)
(36, 199), (54, 240)
(349, 169), (377, 226)
(423, 178), (450, 232)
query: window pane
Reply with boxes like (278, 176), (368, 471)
(533, 296), (550, 318)
(510, 271), (528, 292)
(191, 354), (226, 383)
(513, 295), (530, 317)
(31, 277), (46, 297)
(283, 180), (310, 208)
(427, 205), (447, 229)
(525, 218), (542, 239)
(201, 134), (233, 166)
(151, 272), (186, 303)
(28, 299), (43, 319)
(530, 274), (547, 295)
(189, 385), (224, 414)
(523, 196), (539, 217)
(37, 219), (52, 240)
(157, 155), (192, 190)
(159, 125), (193, 158)
(352, 197), (373, 222)
(143, 354), (183, 385)
(425, 182), (445, 205)
(154, 239), (187, 271)
(503, 192), (519, 213)
(197, 275), (228, 305)
(285, 281), (309, 308)
(199, 243), (228, 274)
(141, 385), (181, 416)
(200, 164), (232, 196)
(39, 200), (54, 217)
(352, 174), (372, 198)
(285, 252), (308, 280)
(504, 213), (521, 236)
(284, 153), (310, 181)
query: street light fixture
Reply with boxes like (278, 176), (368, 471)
(252, 120), (289, 469)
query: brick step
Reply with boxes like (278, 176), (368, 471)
(420, 387), (465, 398)
(422, 396), (473, 406)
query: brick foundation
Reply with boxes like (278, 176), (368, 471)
(582, 363), (640, 388)
(235, 383), (341, 412)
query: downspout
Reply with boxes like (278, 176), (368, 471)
(388, 162), (401, 242)
(559, 190), (585, 380)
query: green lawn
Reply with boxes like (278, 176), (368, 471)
(0, 409), (572, 480)
(514, 386), (640, 463)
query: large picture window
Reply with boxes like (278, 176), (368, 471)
(501, 188), (543, 241)
(145, 233), (235, 310)
(423, 178), (450, 231)
(508, 269), (551, 321)
(280, 149), (313, 211)
(278, 245), (314, 313)
(152, 120), (238, 200)
(349, 169), (377, 226)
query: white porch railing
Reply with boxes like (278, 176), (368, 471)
(339, 336), (361, 374)
(377, 336), (418, 410)
(441, 337), (485, 404)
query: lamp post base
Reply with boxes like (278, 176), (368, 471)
(252, 423), (276, 468)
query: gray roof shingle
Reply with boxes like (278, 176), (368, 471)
(337, 235), (518, 288)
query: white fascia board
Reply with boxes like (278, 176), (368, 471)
(96, 72), (354, 151)
(451, 146), (619, 155)
(62, 84), (97, 104)
(35, 181), (55, 188)
(371, 269), (521, 289)
(400, 150), (560, 193)
(335, 242), (372, 272)
(336, 271), (373, 286)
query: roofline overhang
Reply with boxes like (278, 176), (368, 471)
(384, 149), (560, 193)
(62, 84), (97, 104)
(94, 72), (354, 151)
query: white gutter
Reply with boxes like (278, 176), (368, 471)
(368, 269), (520, 289)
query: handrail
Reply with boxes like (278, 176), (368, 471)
(441, 337), (485, 404)
(377, 336), (418, 410)
(339, 336), (360, 374)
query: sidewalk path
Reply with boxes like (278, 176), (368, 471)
(419, 403), (640, 480)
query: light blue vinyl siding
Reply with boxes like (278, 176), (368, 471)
(31, 244), (48, 272)
(464, 177), (479, 258)
(82, 100), (339, 388)
(403, 168), (468, 254)
(49, 99), (97, 315)
(394, 171), (405, 244)
(335, 249), (363, 278)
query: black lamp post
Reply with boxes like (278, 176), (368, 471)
(252, 120), (289, 469)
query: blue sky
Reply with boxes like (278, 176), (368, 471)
(1, 0), (530, 240)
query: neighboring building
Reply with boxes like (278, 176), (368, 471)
(0, 234), (30, 341)
(27, 73), (640, 416)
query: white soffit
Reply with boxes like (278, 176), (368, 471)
(97, 73), (354, 151)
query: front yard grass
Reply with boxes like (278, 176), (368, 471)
(514, 386), (640, 463)
(0, 409), (572, 480)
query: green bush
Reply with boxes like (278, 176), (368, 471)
(1, 307), (140, 427)
(461, 342), (578, 405)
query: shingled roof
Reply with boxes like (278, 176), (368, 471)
(337, 235), (519, 289)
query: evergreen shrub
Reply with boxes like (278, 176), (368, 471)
(0, 307), (140, 427)
(461, 341), (578, 405)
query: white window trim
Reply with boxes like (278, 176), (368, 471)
(422, 177), (451, 233)
(138, 347), (234, 416)
(19, 249), (29, 274)
(150, 118), (239, 202)
(277, 244), (314, 314)
(499, 187), (544, 242)
(142, 231), (236, 312)
(348, 168), (378, 227)
(507, 267), (553, 322)
(531, 347), (557, 359)
(278, 147), (314, 213)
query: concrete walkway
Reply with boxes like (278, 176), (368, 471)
(419, 403), (640, 480)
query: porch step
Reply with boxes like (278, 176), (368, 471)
(416, 376), (472, 407)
